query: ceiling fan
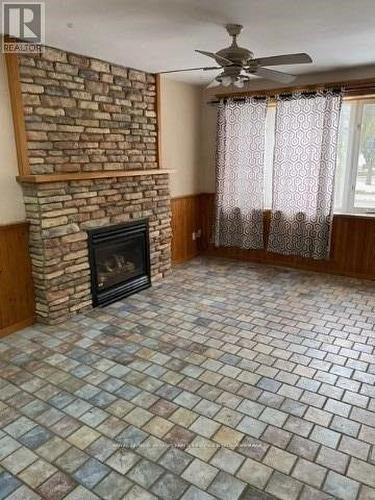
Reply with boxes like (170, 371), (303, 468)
(160, 24), (313, 88)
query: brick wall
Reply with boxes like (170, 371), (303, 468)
(19, 46), (157, 174)
(17, 46), (171, 324)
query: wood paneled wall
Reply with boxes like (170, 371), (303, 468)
(172, 192), (375, 280)
(0, 223), (35, 336)
(171, 195), (202, 263)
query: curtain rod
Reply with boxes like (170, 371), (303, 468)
(207, 78), (375, 105)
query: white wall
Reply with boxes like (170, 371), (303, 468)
(0, 53), (25, 224)
(201, 65), (375, 193)
(159, 77), (202, 197)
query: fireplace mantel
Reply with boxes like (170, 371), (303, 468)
(17, 169), (175, 184)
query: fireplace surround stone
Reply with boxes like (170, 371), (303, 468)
(14, 45), (172, 324)
(22, 174), (171, 323)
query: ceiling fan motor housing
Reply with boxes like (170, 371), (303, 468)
(216, 46), (253, 66)
(216, 24), (254, 66)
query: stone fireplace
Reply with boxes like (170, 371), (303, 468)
(13, 45), (172, 324)
(21, 174), (170, 324)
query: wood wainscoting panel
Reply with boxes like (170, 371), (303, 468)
(200, 193), (375, 280)
(171, 194), (202, 263)
(0, 223), (35, 336)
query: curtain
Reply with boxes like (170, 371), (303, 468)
(267, 90), (342, 259)
(214, 97), (267, 249)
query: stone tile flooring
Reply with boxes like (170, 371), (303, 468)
(0, 257), (374, 500)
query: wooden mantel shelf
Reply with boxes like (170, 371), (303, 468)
(17, 169), (175, 184)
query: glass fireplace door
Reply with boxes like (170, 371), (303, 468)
(95, 235), (146, 291)
(88, 220), (151, 307)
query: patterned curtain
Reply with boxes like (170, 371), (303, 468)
(267, 90), (342, 259)
(214, 97), (268, 249)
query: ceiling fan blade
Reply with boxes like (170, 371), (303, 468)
(253, 53), (312, 67)
(159, 66), (220, 74)
(253, 67), (296, 84)
(195, 49), (233, 66)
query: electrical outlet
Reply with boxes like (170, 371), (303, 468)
(192, 232), (196, 240)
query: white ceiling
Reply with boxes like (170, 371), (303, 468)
(30, 0), (375, 84)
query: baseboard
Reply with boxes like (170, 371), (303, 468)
(0, 316), (35, 338)
(172, 251), (200, 265)
(203, 248), (375, 281)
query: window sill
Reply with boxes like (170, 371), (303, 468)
(261, 207), (375, 220)
(334, 212), (375, 220)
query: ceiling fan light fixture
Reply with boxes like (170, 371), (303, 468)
(233, 78), (245, 88)
(221, 76), (232, 87)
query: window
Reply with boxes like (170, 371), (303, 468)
(335, 99), (375, 213)
(263, 98), (375, 213)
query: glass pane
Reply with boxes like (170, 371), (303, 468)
(264, 105), (276, 209)
(334, 102), (352, 211)
(354, 102), (375, 209)
(96, 236), (145, 290)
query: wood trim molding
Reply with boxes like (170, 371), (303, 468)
(17, 169), (175, 184)
(155, 73), (163, 168)
(0, 317), (35, 338)
(6, 46), (166, 181)
(334, 212), (375, 221)
(5, 52), (30, 176)
(171, 194), (202, 201)
(0, 221), (30, 230)
(214, 77), (375, 100)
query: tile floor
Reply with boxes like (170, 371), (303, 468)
(0, 257), (374, 500)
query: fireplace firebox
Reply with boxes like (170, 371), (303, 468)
(88, 220), (151, 307)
